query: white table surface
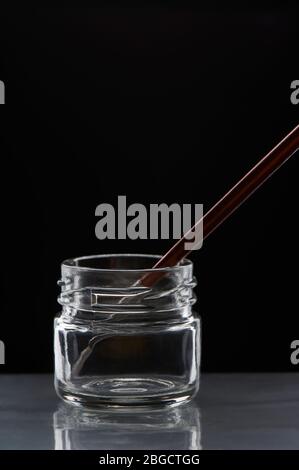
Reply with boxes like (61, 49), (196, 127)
(0, 373), (298, 450)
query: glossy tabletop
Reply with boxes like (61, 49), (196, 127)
(0, 373), (298, 450)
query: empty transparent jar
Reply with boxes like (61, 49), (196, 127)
(54, 254), (200, 408)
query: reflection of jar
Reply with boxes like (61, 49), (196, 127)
(53, 403), (201, 450)
(54, 254), (200, 408)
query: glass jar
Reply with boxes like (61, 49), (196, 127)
(54, 254), (200, 408)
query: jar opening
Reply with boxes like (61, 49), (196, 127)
(59, 254), (196, 317)
(62, 254), (192, 273)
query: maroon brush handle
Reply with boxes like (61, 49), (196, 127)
(142, 123), (299, 287)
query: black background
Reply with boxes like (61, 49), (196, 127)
(0, 5), (298, 373)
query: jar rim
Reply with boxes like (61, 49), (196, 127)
(62, 253), (192, 274)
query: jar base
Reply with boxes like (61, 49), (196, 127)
(55, 377), (198, 410)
